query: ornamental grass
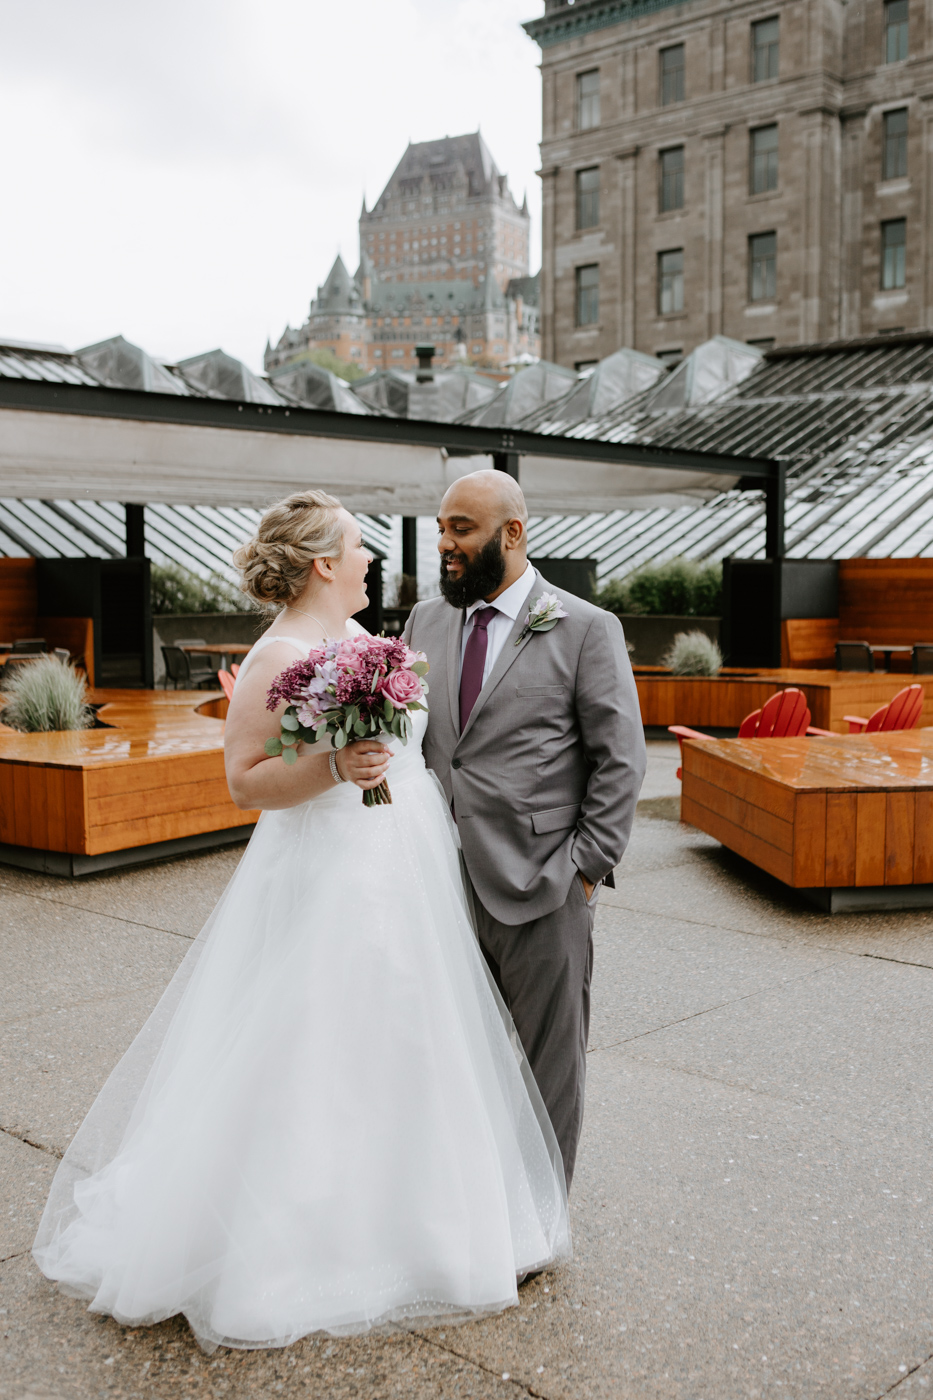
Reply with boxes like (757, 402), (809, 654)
(0, 655), (94, 732)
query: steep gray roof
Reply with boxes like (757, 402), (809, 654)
(370, 132), (510, 210)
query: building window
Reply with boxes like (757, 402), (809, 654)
(748, 232), (777, 301)
(883, 108), (908, 179)
(884, 0), (908, 61)
(660, 45), (685, 105)
(577, 69), (600, 129)
(751, 17), (779, 81)
(575, 264), (599, 325)
(657, 249), (684, 314)
(750, 125), (779, 194)
(576, 167), (600, 229)
(659, 147), (684, 211)
(881, 219), (907, 288)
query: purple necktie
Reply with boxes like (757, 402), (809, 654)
(459, 606), (498, 732)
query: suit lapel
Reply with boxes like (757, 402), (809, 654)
(458, 570), (544, 743)
(445, 603), (463, 734)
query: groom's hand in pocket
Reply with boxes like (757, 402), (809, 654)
(579, 874), (596, 902)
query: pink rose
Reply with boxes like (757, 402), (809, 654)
(379, 668), (423, 706)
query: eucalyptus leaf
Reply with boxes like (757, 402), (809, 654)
(281, 746), (298, 766)
(264, 736), (283, 756)
(281, 731), (298, 747)
(411, 661), (428, 676)
(532, 618), (559, 633)
(334, 729), (348, 749)
(280, 712), (299, 731)
(354, 719), (369, 736)
(383, 698), (394, 720)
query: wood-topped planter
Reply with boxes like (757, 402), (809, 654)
(635, 668), (933, 733)
(0, 689), (258, 876)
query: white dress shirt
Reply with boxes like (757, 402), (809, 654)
(458, 561), (538, 687)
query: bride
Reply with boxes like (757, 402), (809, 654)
(33, 488), (570, 1352)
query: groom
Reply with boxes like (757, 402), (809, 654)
(404, 469), (646, 1188)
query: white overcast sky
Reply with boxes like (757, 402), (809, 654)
(0, 0), (544, 372)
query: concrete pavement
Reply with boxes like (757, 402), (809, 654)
(2, 739), (932, 1399)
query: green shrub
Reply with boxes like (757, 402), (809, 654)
(663, 630), (723, 677)
(595, 558), (722, 617)
(1, 655), (93, 732)
(151, 562), (247, 616)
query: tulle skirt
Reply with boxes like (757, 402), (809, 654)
(32, 746), (570, 1351)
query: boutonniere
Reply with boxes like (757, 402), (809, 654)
(515, 591), (569, 645)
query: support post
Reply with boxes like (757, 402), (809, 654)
(401, 516), (417, 592)
(764, 465), (786, 667)
(764, 465), (786, 562)
(125, 503), (145, 557)
(492, 452), (520, 479)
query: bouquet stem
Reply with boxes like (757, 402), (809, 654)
(362, 778), (393, 807)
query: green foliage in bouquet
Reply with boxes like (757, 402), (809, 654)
(594, 558), (722, 617)
(1, 655), (93, 732)
(151, 562), (248, 616)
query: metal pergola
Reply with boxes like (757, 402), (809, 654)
(0, 377), (785, 559)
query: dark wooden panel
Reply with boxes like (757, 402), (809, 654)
(0, 557), (38, 641)
(825, 793), (858, 886)
(855, 793), (887, 886)
(87, 801), (258, 856)
(839, 559), (933, 647)
(782, 619), (839, 667)
(885, 792), (916, 885)
(914, 791), (933, 883)
(794, 792), (827, 887)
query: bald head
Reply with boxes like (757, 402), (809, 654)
(437, 468), (530, 606)
(441, 469), (528, 527)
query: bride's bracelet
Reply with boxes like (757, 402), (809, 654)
(329, 750), (345, 785)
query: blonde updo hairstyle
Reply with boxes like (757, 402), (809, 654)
(234, 489), (346, 610)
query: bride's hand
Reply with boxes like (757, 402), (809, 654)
(335, 740), (391, 790)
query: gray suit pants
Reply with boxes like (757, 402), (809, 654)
(472, 877), (596, 1190)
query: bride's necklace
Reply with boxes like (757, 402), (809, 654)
(282, 605), (340, 637)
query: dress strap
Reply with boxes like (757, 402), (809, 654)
(233, 634), (310, 690)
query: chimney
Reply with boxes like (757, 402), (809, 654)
(415, 343), (436, 382)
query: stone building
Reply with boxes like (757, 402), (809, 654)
(524, 0), (927, 365)
(361, 132), (531, 292)
(265, 134), (540, 375)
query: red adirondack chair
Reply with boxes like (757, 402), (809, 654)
(669, 688), (827, 779)
(217, 669), (236, 702)
(844, 683), (923, 734)
(231, 663), (240, 678)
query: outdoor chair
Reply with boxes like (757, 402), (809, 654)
(912, 645), (933, 675)
(835, 641), (874, 672)
(669, 688), (833, 778)
(52, 648), (69, 665)
(160, 645), (216, 690)
(231, 663), (240, 678)
(12, 637), (46, 654)
(217, 669), (236, 702)
(0, 653), (45, 681)
(844, 683), (924, 734)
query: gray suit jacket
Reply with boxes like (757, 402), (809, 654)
(404, 571), (647, 925)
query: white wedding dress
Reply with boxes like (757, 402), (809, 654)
(33, 630), (570, 1352)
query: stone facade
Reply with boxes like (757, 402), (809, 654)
(525, 0), (928, 365)
(266, 134), (540, 375)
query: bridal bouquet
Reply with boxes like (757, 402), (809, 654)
(264, 635), (429, 806)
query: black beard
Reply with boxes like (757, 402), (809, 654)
(439, 533), (507, 609)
